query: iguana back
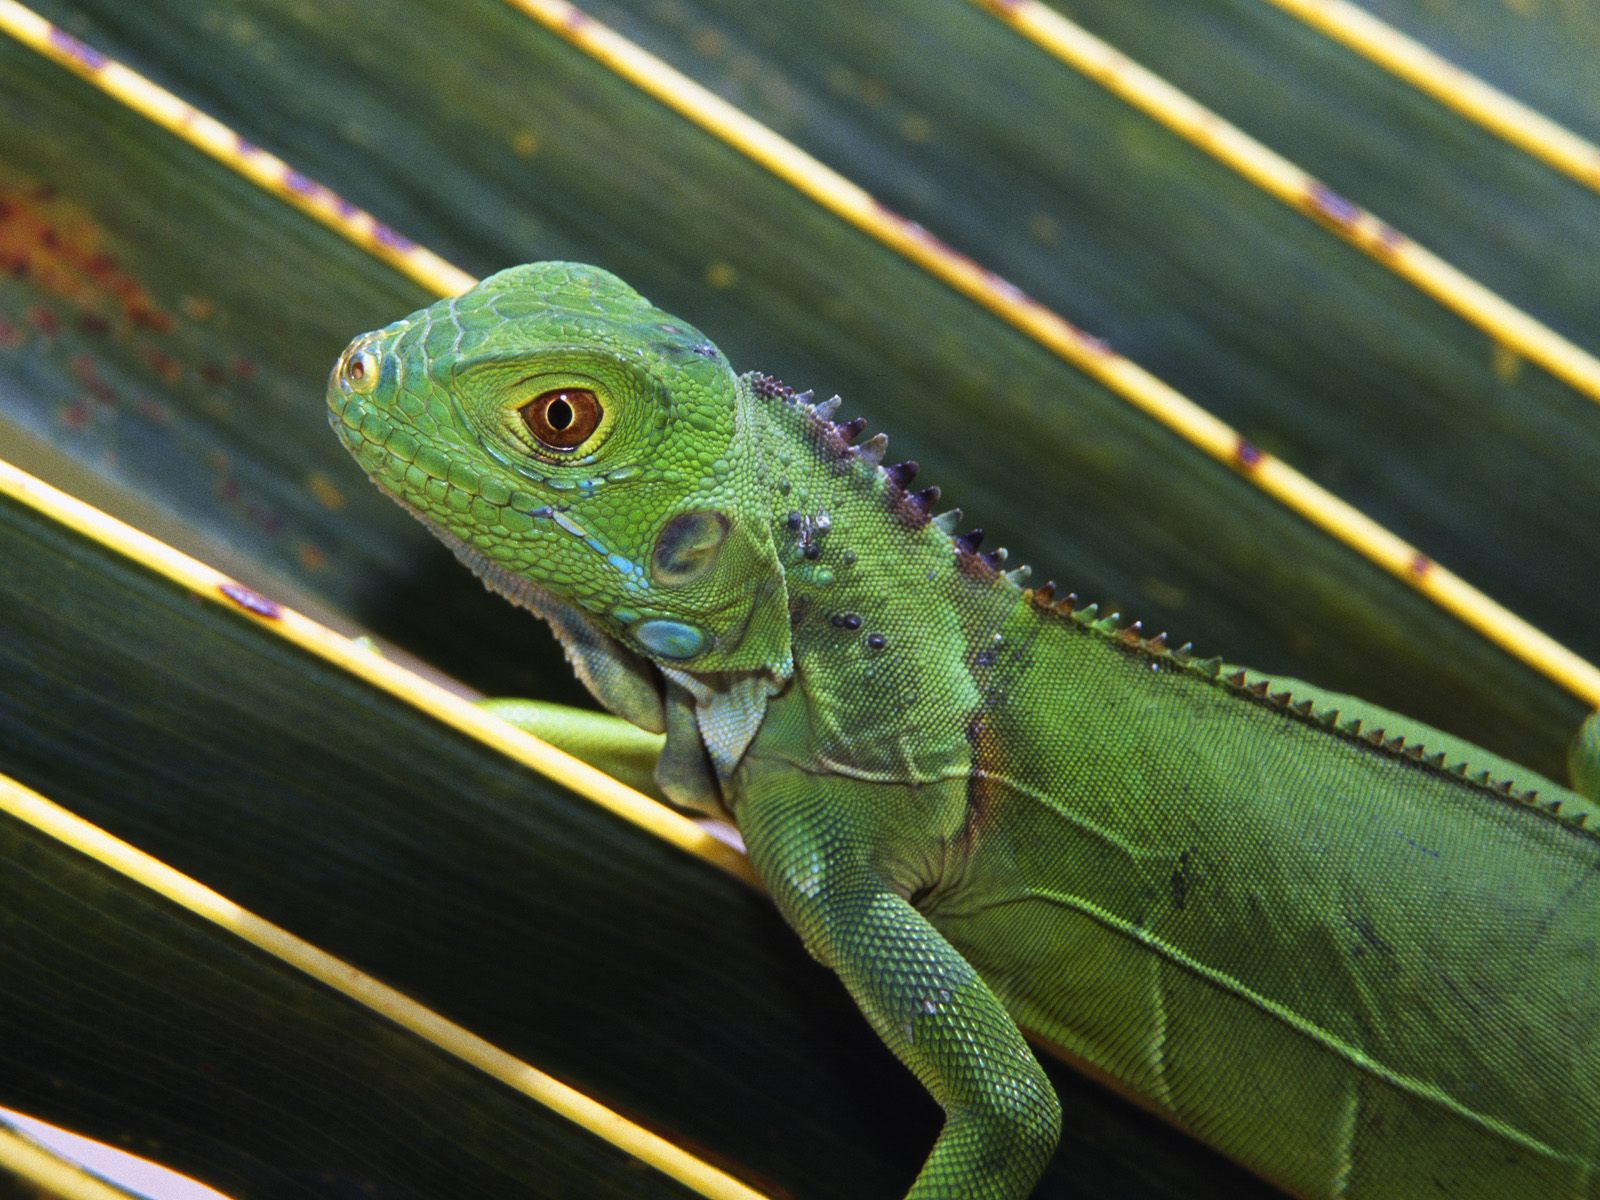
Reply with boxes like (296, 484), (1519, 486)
(924, 609), (1599, 1196)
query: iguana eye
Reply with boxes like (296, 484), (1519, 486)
(520, 387), (602, 452)
(342, 347), (380, 394)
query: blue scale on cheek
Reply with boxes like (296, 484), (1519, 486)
(607, 552), (644, 579)
(545, 508), (646, 583)
(633, 619), (707, 659)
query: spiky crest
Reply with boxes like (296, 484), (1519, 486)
(747, 372), (1585, 829)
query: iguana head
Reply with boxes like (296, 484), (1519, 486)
(327, 262), (791, 680)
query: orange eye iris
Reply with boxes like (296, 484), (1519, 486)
(520, 388), (602, 451)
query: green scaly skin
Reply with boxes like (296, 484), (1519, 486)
(329, 262), (1600, 1199)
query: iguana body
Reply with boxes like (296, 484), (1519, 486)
(329, 262), (1600, 1199)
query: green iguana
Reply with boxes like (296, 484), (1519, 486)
(328, 262), (1600, 1199)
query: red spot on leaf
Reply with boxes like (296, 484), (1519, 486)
(141, 345), (183, 384)
(248, 504), (286, 535)
(1, 182), (175, 336)
(129, 307), (172, 333)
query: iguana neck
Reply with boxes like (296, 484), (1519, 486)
(738, 371), (1031, 782)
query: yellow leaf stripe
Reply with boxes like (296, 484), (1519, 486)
(0, 772), (767, 1200)
(964, 0), (1600, 407)
(0, 1122), (146, 1200)
(1260, 0), (1600, 194)
(0, 459), (757, 887)
(0, 0), (1595, 712)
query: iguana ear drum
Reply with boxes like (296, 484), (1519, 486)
(651, 510), (730, 586)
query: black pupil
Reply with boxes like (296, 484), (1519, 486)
(546, 397), (574, 430)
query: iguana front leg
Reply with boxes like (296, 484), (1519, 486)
(477, 698), (665, 801)
(737, 781), (1061, 1200)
